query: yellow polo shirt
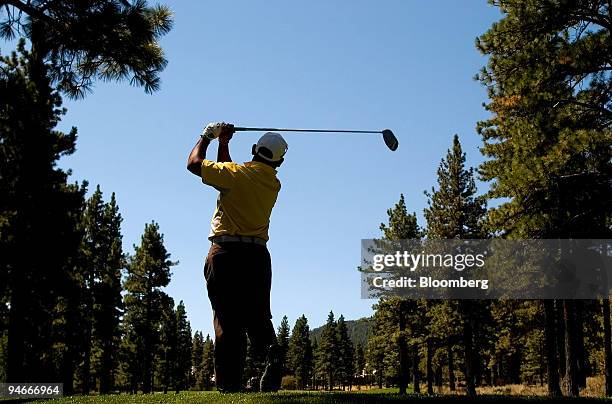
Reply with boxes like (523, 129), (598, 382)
(201, 160), (281, 241)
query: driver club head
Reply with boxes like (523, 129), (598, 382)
(382, 129), (398, 151)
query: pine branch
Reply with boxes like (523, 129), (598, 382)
(553, 98), (612, 118)
(0, 0), (54, 24)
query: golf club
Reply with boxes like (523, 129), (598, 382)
(234, 126), (399, 151)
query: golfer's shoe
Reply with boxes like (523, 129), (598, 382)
(259, 344), (282, 392)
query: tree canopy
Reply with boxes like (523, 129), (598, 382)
(1, 0), (173, 97)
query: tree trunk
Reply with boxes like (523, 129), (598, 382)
(412, 344), (420, 394)
(461, 301), (476, 397)
(483, 365), (491, 386)
(82, 338), (91, 394)
(575, 300), (586, 389)
(539, 335), (545, 387)
(564, 299), (580, 397)
(544, 299), (562, 397)
(556, 299), (566, 377)
(463, 323), (476, 397)
(61, 344), (75, 395)
(398, 302), (409, 395)
(143, 290), (153, 394)
(447, 343), (456, 391)
(603, 298), (612, 396)
(7, 290), (25, 383)
(435, 365), (443, 390)
(406, 361), (410, 389)
(426, 338), (433, 395)
(61, 294), (81, 396)
(99, 338), (112, 394)
(81, 271), (94, 395)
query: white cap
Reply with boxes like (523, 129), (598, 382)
(255, 132), (288, 162)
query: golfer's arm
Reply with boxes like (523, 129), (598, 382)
(217, 143), (232, 162)
(187, 137), (211, 177)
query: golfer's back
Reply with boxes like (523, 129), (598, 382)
(201, 159), (281, 241)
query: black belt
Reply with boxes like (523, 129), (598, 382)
(210, 235), (267, 246)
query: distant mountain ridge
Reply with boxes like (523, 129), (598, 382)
(310, 317), (373, 346)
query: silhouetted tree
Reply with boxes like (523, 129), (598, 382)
(174, 301), (192, 392)
(379, 194), (421, 394)
(199, 335), (215, 391)
(424, 134), (487, 397)
(315, 312), (339, 390)
(122, 222), (175, 393)
(191, 331), (204, 389)
(288, 315), (312, 389)
(336, 315), (354, 390)
(277, 315), (291, 376)
(1, 42), (84, 388)
(155, 295), (176, 393)
(0, 0), (173, 97)
(79, 187), (124, 394)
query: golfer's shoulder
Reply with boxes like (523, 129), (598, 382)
(202, 159), (241, 172)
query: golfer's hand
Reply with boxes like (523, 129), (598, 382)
(218, 123), (235, 145)
(202, 122), (233, 141)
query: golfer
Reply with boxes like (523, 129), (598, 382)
(187, 122), (288, 392)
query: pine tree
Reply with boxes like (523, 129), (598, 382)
(1, 0), (172, 393)
(277, 315), (291, 377)
(365, 326), (386, 389)
(1, 42), (85, 388)
(1, 1), (173, 98)
(77, 187), (104, 394)
(191, 331), (204, 390)
(425, 299), (461, 392)
(379, 194), (420, 241)
(476, 0), (611, 397)
(122, 221), (176, 393)
(407, 300), (428, 394)
(96, 192), (124, 393)
(353, 342), (367, 389)
(366, 300), (399, 389)
(424, 135), (485, 240)
(155, 295), (176, 393)
(423, 134), (487, 397)
(316, 312), (339, 390)
(379, 194), (421, 394)
(1, 0), (173, 391)
(336, 315), (354, 390)
(288, 315), (313, 389)
(118, 314), (141, 394)
(80, 187), (125, 394)
(174, 301), (192, 392)
(200, 335), (215, 391)
(354, 343), (365, 381)
(311, 339), (319, 389)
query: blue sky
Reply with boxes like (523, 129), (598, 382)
(52, 1), (501, 337)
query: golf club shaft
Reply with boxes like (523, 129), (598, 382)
(234, 127), (382, 134)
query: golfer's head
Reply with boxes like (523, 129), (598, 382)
(252, 132), (288, 168)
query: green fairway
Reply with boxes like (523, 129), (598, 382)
(27, 390), (612, 403)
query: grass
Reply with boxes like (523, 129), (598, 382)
(23, 389), (612, 403)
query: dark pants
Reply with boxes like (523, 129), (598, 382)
(204, 242), (277, 392)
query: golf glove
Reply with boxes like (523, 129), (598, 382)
(201, 122), (226, 140)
